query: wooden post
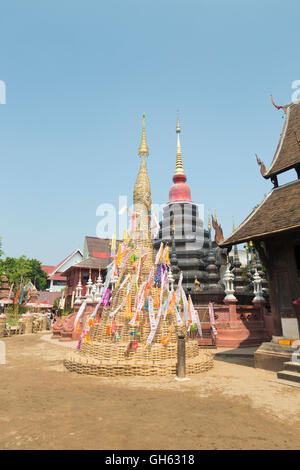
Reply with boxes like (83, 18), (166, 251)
(177, 332), (186, 378)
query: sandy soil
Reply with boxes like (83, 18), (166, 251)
(0, 333), (299, 450)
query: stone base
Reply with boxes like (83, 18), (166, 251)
(59, 333), (73, 342)
(216, 320), (270, 348)
(51, 332), (62, 339)
(254, 340), (299, 371)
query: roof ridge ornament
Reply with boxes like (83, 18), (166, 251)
(256, 154), (267, 177)
(271, 94), (284, 110)
(211, 213), (224, 246)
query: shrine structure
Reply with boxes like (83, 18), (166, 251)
(220, 97), (300, 374)
(0, 274), (13, 308)
(64, 115), (213, 376)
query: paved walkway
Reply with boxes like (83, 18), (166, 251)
(214, 346), (258, 357)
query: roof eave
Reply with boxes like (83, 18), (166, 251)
(220, 223), (300, 247)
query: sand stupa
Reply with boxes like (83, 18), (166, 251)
(64, 115), (213, 376)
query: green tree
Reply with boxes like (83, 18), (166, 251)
(0, 256), (47, 291)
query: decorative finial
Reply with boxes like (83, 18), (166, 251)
(256, 154), (267, 177)
(232, 217), (236, 232)
(271, 94), (284, 110)
(208, 210), (211, 230)
(176, 110), (181, 133)
(138, 114), (149, 158)
(175, 111), (185, 176)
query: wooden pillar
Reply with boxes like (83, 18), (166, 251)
(177, 332), (186, 378)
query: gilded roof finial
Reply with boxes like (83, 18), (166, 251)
(176, 109), (181, 133)
(208, 210), (211, 229)
(138, 114), (149, 158)
(175, 110), (185, 175)
(232, 217), (236, 232)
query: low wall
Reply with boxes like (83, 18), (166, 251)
(195, 302), (273, 348)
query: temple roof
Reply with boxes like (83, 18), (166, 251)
(84, 236), (119, 259)
(263, 100), (300, 178)
(65, 257), (109, 273)
(220, 179), (300, 247)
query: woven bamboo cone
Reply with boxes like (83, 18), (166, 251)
(64, 117), (213, 377)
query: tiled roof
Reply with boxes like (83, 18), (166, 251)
(264, 101), (300, 178)
(73, 257), (109, 270)
(64, 257), (109, 275)
(41, 249), (83, 279)
(49, 272), (67, 281)
(220, 179), (300, 247)
(85, 236), (121, 258)
(41, 265), (56, 275)
(37, 291), (63, 304)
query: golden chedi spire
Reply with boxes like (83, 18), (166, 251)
(208, 212), (211, 230)
(134, 115), (152, 240)
(168, 111), (192, 203)
(138, 114), (149, 158)
(175, 111), (185, 176)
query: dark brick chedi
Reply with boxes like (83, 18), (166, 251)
(153, 114), (226, 294)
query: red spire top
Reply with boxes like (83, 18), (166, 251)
(168, 113), (192, 203)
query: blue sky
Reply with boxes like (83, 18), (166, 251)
(0, 0), (299, 264)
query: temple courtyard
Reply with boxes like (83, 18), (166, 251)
(0, 333), (299, 450)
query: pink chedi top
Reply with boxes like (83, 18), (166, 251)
(168, 173), (192, 203)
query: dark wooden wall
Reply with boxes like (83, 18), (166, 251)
(265, 229), (300, 336)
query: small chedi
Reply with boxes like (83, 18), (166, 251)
(64, 115), (213, 376)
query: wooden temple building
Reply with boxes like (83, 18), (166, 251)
(64, 236), (121, 308)
(220, 98), (300, 371)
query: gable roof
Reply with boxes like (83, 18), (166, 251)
(63, 257), (110, 275)
(41, 265), (56, 275)
(84, 236), (121, 259)
(42, 249), (83, 279)
(264, 101), (300, 178)
(220, 179), (300, 247)
(38, 291), (63, 304)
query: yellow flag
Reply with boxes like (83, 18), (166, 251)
(111, 232), (116, 251)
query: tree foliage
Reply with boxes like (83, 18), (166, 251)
(0, 255), (47, 291)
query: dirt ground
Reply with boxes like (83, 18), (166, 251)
(0, 333), (299, 450)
